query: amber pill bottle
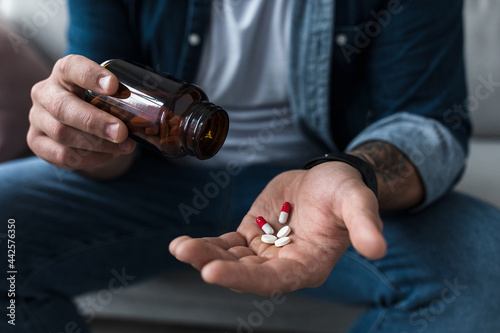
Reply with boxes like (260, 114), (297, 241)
(85, 59), (229, 160)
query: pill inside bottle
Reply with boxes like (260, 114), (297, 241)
(85, 59), (229, 160)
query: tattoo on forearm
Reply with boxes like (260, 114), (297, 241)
(350, 142), (416, 194)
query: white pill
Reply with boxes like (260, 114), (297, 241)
(274, 236), (290, 247)
(261, 234), (277, 244)
(278, 212), (289, 224)
(277, 226), (291, 238)
(262, 223), (274, 235)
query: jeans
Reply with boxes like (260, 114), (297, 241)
(0, 155), (499, 332)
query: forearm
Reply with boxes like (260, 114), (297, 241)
(348, 141), (424, 211)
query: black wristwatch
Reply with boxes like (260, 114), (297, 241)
(304, 152), (378, 197)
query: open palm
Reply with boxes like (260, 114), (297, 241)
(169, 162), (386, 296)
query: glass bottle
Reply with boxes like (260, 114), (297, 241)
(85, 59), (229, 160)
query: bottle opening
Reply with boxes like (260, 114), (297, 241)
(184, 103), (229, 160)
(198, 111), (229, 159)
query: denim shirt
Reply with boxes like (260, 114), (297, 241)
(67, 0), (470, 208)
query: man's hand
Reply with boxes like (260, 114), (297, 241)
(28, 54), (137, 177)
(170, 162), (387, 296)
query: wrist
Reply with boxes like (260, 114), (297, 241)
(304, 152), (378, 197)
(347, 142), (425, 210)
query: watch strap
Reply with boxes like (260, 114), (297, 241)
(304, 152), (378, 197)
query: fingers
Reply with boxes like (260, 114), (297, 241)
(26, 128), (129, 170)
(54, 54), (118, 95)
(342, 188), (387, 259)
(29, 106), (135, 154)
(314, 161), (387, 259)
(201, 259), (302, 296)
(170, 233), (329, 296)
(169, 233), (248, 270)
(31, 78), (127, 144)
(170, 235), (302, 296)
(28, 54), (132, 169)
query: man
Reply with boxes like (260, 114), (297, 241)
(1, 0), (499, 332)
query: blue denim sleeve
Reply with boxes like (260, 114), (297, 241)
(66, 0), (136, 63)
(346, 113), (466, 208)
(346, 0), (470, 208)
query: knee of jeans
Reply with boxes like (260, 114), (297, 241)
(434, 192), (500, 274)
(383, 192), (500, 307)
(0, 157), (48, 202)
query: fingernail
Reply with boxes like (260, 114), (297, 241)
(106, 123), (119, 142)
(99, 75), (112, 91)
(119, 140), (134, 153)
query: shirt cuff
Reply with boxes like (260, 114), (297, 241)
(345, 112), (467, 209)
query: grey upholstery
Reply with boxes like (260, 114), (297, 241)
(455, 0), (500, 208)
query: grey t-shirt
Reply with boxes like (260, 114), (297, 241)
(178, 0), (324, 168)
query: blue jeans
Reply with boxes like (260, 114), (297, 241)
(0, 156), (499, 332)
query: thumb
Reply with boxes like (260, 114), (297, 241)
(342, 189), (387, 259)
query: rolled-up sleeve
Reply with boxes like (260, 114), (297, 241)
(346, 113), (466, 208)
(345, 0), (470, 207)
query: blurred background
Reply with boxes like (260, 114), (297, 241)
(0, 0), (498, 332)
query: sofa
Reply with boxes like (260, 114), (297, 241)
(0, 0), (498, 332)
(454, 0), (500, 208)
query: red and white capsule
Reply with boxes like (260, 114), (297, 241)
(256, 216), (274, 235)
(279, 202), (291, 224)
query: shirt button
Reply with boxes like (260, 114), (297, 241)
(335, 33), (348, 46)
(188, 33), (201, 46)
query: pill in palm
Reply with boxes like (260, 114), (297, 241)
(274, 236), (290, 247)
(279, 202), (291, 224)
(256, 216), (274, 235)
(277, 225), (291, 238)
(261, 234), (277, 244)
